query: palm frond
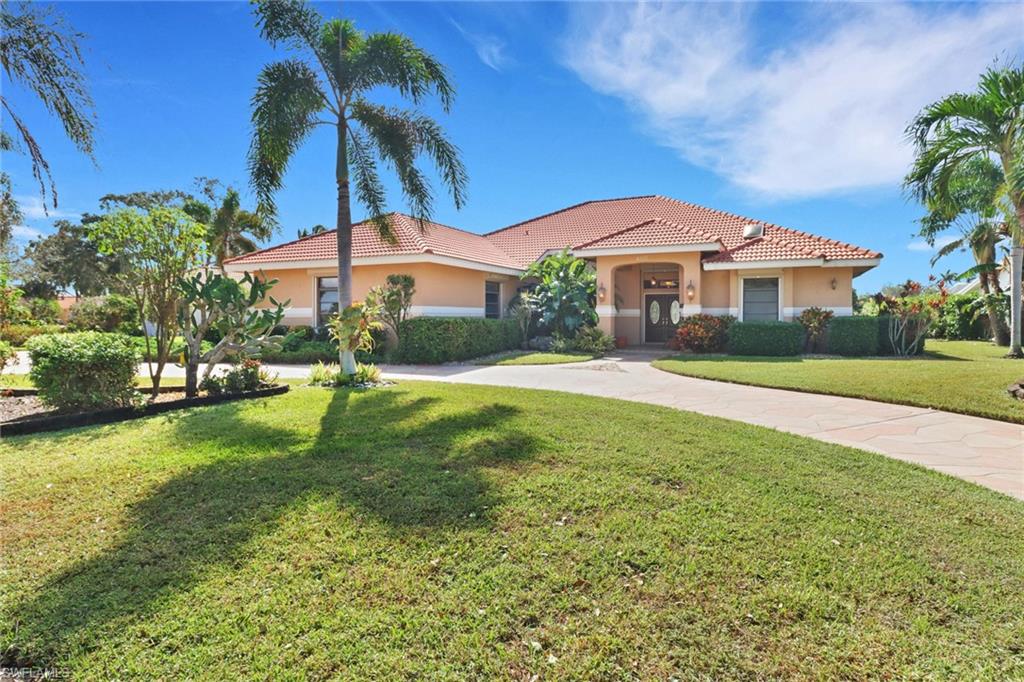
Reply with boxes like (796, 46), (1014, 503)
(348, 32), (455, 110)
(252, 0), (321, 52)
(247, 59), (327, 215)
(347, 128), (392, 241)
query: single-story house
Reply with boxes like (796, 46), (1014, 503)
(224, 195), (881, 345)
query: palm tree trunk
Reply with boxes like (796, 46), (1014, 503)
(1010, 242), (1023, 358)
(980, 274), (1010, 346)
(336, 119), (357, 375)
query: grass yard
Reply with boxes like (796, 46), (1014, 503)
(2, 383), (1023, 679)
(1, 374), (186, 390)
(475, 350), (596, 366)
(654, 339), (1024, 423)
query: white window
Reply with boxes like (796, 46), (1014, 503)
(317, 277), (338, 326)
(741, 277), (780, 321)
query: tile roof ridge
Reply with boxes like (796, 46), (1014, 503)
(391, 213), (431, 253)
(223, 224), (338, 264)
(574, 216), (723, 249)
(483, 195), (659, 237)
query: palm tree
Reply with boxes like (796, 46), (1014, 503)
(209, 188), (272, 272)
(906, 64), (1024, 358)
(0, 0), (96, 212)
(247, 0), (467, 374)
(919, 155), (1010, 344)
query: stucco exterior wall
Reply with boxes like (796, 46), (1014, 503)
(791, 267), (854, 315)
(248, 262), (521, 325)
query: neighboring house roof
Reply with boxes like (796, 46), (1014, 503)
(227, 195), (882, 274)
(486, 195), (880, 268)
(225, 213), (522, 272)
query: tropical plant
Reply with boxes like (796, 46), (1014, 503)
(366, 274), (415, 345)
(916, 155), (1010, 344)
(327, 301), (384, 359)
(508, 291), (537, 350)
(671, 313), (735, 353)
(568, 326), (616, 355)
(873, 280), (947, 357)
(522, 249), (597, 337)
(177, 271), (289, 397)
(0, 0), (96, 226)
(248, 0), (467, 374)
(0, 339), (16, 377)
(796, 307), (834, 353)
(208, 187), (273, 271)
(87, 206), (208, 396)
(906, 64), (1024, 357)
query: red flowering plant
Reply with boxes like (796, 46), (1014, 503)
(669, 313), (735, 353)
(796, 307), (834, 353)
(873, 278), (948, 357)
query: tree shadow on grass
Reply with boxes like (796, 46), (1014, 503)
(6, 387), (539, 667)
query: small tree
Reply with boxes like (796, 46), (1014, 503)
(88, 206), (207, 396)
(177, 271), (289, 397)
(874, 280), (947, 357)
(523, 249), (597, 338)
(366, 274), (415, 345)
(327, 301), (384, 370)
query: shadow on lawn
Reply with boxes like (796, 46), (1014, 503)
(6, 387), (539, 668)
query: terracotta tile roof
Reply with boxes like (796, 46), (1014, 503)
(225, 213), (522, 271)
(574, 218), (722, 250)
(485, 195), (880, 267)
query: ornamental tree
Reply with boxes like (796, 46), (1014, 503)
(366, 274), (415, 345)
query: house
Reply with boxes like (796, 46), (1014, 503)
(224, 195), (881, 345)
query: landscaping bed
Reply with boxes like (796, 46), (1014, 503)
(0, 385), (289, 437)
(473, 350), (596, 366)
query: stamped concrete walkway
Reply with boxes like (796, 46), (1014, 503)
(381, 351), (1024, 501)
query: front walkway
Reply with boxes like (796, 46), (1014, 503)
(382, 351), (1024, 501)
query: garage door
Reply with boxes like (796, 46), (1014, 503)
(742, 278), (779, 321)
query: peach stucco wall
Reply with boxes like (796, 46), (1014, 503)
(596, 254), (859, 344)
(251, 262), (520, 325)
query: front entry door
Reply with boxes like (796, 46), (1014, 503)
(645, 294), (678, 344)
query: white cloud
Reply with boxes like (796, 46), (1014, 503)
(564, 2), (1024, 199)
(451, 19), (511, 71)
(15, 195), (80, 220)
(908, 235), (960, 252)
(11, 224), (43, 241)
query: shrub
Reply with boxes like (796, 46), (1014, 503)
(200, 358), (265, 396)
(397, 317), (522, 363)
(26, 298), (62, 324)
(827, 316), (879, 356)
(307, 361), (381, 386)
(0, 340), (16, 377)
(931, 293), (987, 340)
(262, 340), (336, 364)
(797, 307), (833, 352)
(671, 314), (735, 353)
(551, 326), (615, 355)
(726, 321), (804, 356)
(1, 324), (63, 346)
(67, 294), (139, 334)
(27, 332), (140, 410)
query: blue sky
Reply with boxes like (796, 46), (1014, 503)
(5, 1), (1023, 292)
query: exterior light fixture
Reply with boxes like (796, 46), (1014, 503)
(598, 284), (607, 301)
(685, 280), (696, 300)
(830, 277), (838, 290)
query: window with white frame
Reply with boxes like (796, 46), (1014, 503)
(317, 277), (339, 326)
(741, 277), (779, 321)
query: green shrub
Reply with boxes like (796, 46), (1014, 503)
(551, 326), (615, 355)
(726, 321), (804, 356)
(67, 294), (139, 334)
(1, 324), (62, 346)
(200, 358), (264, 396)
(262, 340), (337, 364)
(26, 298), (62, 324)
(670, 314), (735, 353)
(797, 307), (834, 353)
(397, 317), (522, 363)
(27, 332), (140, 410)
(826, 316), (879, 356)
(932, 293), (987, 340)
(307, 361), (381, 386)
(0, 340), (16, 377)
(127, 335), (214, 362)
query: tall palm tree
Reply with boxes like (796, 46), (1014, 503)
(209, 188), (272, 272)
(906, 64), (1024, 358)
(0, 0), (96, 212)
(919, 155), (1010, 344)
(247, 0), (467, 373)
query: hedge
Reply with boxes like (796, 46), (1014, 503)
(397, 317), (522, 363)
(1, 323), (63, 346)
(826, 316), (879, 356)
(27, 332), (140, 410)
(726, 321), (805, 356)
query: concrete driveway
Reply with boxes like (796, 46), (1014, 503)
(9, 350), (1021, 500)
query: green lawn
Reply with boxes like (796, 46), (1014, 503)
(654, 340), (1024, 423)
(2, 383), (1022, 678)
(1, 374), (186, 390)
(475, 350), (596, 366)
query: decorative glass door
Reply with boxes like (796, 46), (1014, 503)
(644, 294), (677, 343)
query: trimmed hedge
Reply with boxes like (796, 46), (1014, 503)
(27, 332), (140, 410)
(726, 321), (805, 356)
(827, 316), (879, 356)
(1, 323), (62, 346)
(397, 317), (522, 363)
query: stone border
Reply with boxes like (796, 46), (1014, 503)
(0, 385), (290, 438)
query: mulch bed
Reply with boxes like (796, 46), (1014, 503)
(1, 385), (289, 438)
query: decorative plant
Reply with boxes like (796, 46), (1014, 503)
(873, 279), (947, 357)
(0, 339), (16, 378)
(177, 271), (289, 397)
(796, 307), (834, 353)
(671, 314), (735, 353)
(522, 249), (597, 338)
(366, 274), (415, 345)
(507, 291), (537, 350)
(327, 301), (384, 374)
(569, 326), (616, 355)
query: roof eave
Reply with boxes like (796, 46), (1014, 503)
(224, 253), (525, 277)
(571, 243), (722, 258)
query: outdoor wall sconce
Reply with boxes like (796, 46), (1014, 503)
(598, 284), (607, 301)
(830, 277), (838, 290)
(685, 280), (696, 300)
